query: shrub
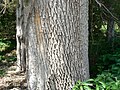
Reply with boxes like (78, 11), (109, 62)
(0, 69), (6, 77)
(0, 39), (11, 52)
(72, 72), (120, 90)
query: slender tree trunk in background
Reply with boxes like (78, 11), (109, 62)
(107, 17), (114, 47)
(105, 3), (115, 48)
(16, 0), (26, 72)
(18, 0), (89, 89)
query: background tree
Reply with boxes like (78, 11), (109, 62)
(16, 0), (26, 72)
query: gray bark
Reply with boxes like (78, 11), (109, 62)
(17, 0), (89, 89)
(107, 17), (114, 43)
(16, 0), (26, 72)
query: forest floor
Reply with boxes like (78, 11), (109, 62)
(0, 50), (27, 90)
(0, 64), (27, 90)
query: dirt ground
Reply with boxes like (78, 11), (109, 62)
(0, 65), (27, 90)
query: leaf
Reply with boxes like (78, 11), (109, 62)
(82, 82), (93, 86)
(87, 79), (94, 82)
(99, 81), (106, 88)
(80, 86), (83, 90)
(83, 86), (91, 90)
(96, 84), (99, 90)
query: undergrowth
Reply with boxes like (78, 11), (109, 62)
(0, 38), (16, 77)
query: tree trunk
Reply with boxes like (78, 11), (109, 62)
(18, 0), (89, 89)
(107, 17), (114, 41)
(16, 0), (26, 72)
(107, 17), (114, 47)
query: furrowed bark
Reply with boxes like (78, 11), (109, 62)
(18, 0), (89, 89)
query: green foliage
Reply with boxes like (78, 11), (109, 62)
(97, 46), (120, 77)
(0, 69), (6, 77)
(0, 39), (16, 77)
(0, 55), (5, 61)
(0, 39), (11, 52)
(73, 72), (120, 90)
(89, 27), (120, 77)
(0, 1), (16, 77)
(6, 56), (17, 62)
(0, 39), (16, 62)
(84, 38), (120, 89)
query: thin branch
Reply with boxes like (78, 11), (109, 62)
(0, 7), (6, 14)
(95, 0), (118, 20)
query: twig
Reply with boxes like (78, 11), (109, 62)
(95, 0), (118, 20)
